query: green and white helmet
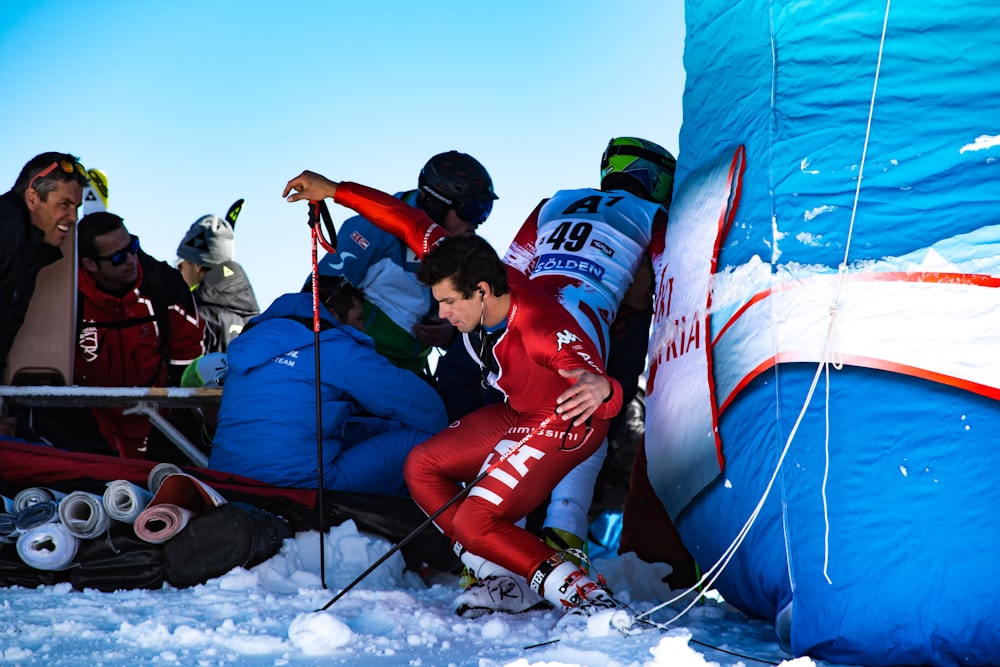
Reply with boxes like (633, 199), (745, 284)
(600, 137), (676, 206)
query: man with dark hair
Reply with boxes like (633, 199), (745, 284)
(284, 172), (628, 623)
(312, 151), (497, 375)
(69, 211), (204, 458)
(0, 152), (88, 389)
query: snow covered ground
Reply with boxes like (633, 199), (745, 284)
(0, 520), (845, 667)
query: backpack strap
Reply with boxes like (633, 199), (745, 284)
(138, 254), (173, 354)
(76, 257), (176, 354)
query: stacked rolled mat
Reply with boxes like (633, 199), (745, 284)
(0, 463), (228, 571)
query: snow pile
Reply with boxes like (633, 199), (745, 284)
(0, 520), (823, 666)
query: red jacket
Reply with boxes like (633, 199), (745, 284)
(75, 252), (204, 457)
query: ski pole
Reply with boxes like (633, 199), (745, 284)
(307, 199), (338, 589)
(316, 412), (560, 612)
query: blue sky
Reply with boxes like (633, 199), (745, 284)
(1, 1), (685, 309)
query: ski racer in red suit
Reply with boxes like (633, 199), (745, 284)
(499, 137), (674, 556)
(283, 173), (631, 621)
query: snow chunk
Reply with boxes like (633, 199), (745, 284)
(288, 612), (354, 654)
(218, 566), (258, 590)
(648, 630), (722, 666)
(2, 647), (34, 660)
(478, 616), (510, 640)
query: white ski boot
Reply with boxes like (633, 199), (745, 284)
(529, 554), (634, 630)
(454, 572), (548, 618)
(452, 546), (549, 618)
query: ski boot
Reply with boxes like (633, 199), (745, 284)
(454, 571), (548, 618)
(542, 527), (588, 572)
(529, 553), (634, 630)
(452, 545), (548, 618)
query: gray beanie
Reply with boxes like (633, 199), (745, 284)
(176, 214), (235, 267)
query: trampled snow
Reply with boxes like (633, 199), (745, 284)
(0, 519), (837, 666)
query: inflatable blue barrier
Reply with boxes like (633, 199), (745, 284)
(646, 2), (1000, 665)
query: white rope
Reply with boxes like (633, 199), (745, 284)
(638, 311), (833, 626)
(639, 0), (892, 627)
(840, 0), (892, 275)
(820, 0), (891, 584)
(821, 355), (833, 583)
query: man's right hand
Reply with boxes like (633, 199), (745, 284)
(413, 316), (458, 348)
(283, 171), (339, 203)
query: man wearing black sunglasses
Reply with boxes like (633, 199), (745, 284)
(38, 211), (206, 459)
(0, 152), (88, 399)
(307, 151), (498, 379)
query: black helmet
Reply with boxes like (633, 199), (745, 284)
(417, 151), (498, 226)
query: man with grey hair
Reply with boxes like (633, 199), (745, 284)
(0, 152), (88, 436)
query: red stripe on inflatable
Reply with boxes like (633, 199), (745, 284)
(712, 283), (789, 347)
(833, 353), (1000, 401)
(706, 146), (747, 470)
(718, 351), (1000, 415)
(718, 356), (778, 414)
(847, 271), (1000, 287)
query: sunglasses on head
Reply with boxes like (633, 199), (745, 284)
(321, 276), (349, 301)
(28, 159), (87, 192)
(454, 199), (493, 226)
(92, 234), (140, 266)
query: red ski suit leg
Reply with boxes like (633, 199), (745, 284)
(404, 401), (608, 579)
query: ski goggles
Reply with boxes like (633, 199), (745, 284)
(454, 199), (494, 226)
(28, 159), (87, 191)
(421, 184), (494, 226)
(93, 234), (140, 267)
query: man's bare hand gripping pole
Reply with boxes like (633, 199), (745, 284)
(284, 171), (339, 203)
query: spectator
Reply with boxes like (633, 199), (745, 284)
(0, 152), (88, 384)
(34, 212), (205, 459)
(176, 211), (260, 353)
(313, 151), (497, 376)
(209, 276), (447, 493)
(284, 172), (628, 621)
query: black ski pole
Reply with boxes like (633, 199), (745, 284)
(316, 413), (559, 612)
(307, 199), (338, 589)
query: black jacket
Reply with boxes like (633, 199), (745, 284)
(0, 189), (63, 380)
(193, 260), (260, 353)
